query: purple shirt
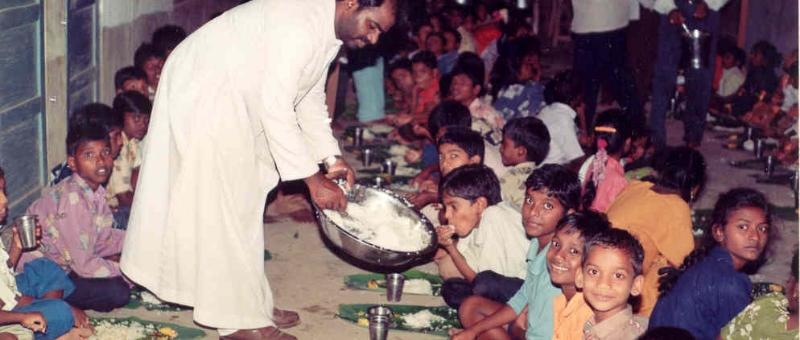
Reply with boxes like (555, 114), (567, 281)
(20, 174), (124, 278)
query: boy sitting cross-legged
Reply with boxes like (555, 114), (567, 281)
(452, 164), (581, 340)
(20, 123), (130, 313)
(435, 165), (529, 310)
(0, 167), (90, 340)
(577, 228), (648, 340)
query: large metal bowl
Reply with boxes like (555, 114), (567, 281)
(314, 185), (437, 267)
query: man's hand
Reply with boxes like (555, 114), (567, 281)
(324, 157), (355, 190)
(668, 9), (685, 25)
(693, 1), (708, 19)
(305, 172), (347, 211)
(20, 312), (46, 333)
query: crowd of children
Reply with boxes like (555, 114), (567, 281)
(0, 24), (182, 339)
(371, 1), (797, 340)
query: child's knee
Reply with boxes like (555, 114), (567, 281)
(107, 278), (131, 307)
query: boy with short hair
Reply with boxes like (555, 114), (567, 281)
(434, 165), (528, 309)
(449, 67), (504, 137)
(453, 164), (581, 340)
(22, 123), (130, 312)
(410, 51), (441, 122)
(499, 117), (550, 210)
(0, 167), (91, 340)
(388, 58), (415, 113)
(133, 43), (164, 100)
(113, 66), (148, 97)
(577, 228), (648, 340)
(548, 212), (609, 340)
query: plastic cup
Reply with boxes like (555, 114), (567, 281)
(14, 215), (37, 250)
(385, 273), (405, 302)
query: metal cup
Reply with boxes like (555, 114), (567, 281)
(765, 155), (776, 177)
(385, 273), (405, 302)
(374, 176), (383, 187)
(367, 305), (392, 340)
(353, 127), (365, 147)
(745, 126), (755, 141)
(382, 160), (397, 177)
(362, 149), (373, 167)
(14, 215), (37, 250)
(754, 139), (765, 159)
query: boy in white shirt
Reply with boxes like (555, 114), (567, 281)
(435, 165), (529, 309)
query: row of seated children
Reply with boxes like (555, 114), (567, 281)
(422, 144), (793, 339)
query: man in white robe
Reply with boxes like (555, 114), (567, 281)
(119, 0), (398, 339)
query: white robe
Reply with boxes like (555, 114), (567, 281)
(120, 0), (342, 329)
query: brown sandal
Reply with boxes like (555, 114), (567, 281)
(272, 308), (301, 329)
(219, 326), (296, 340)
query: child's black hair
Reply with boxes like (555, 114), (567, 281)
(502, 117), (550, 164)
(555, 211), (610, 245)
(652, 146), (707, 203)
(68, 103), (123, 134)
(638, 327), (696, 340)
(134, 43), (163, 70)
(411, 50), (438, 71)
(114, 66), (147, 91)
(658, 188), (771, 295)
(584, 228), (645, 276)
(442, 27), (461, 46)
(439, 164), (501, 206)
(544, 70), (581, 105)
(525, 164), (581, 211)
(582, 109), (633, 210)
(113, 91), (152, 117)
(437, 127), (485, 161)
(450, 66), (484, 93)
(427, 100), (472, 137)
(453, 52), (485, 85)
(388, 58), (412, 76)
(751, 40), (782, 69)
(729, 46), (747, 68)
(66, 122), (110, 156)
(151, 24), (187, 55)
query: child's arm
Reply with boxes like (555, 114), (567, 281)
(0, 310), (45, 333)
(436, 226), (477, 282)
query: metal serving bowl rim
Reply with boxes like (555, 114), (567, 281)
(314, 184), (438, 256)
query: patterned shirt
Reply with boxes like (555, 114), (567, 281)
(21, 174), (125, 278)
(494, 82), (545, 120)
(500, 161), (537, 211)
(0, 244), (19, 311)
(583, 306), (648, 340)
(721, 292), (799, 340)
(106, 132), (142, 208)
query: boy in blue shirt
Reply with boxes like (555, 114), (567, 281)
(451, 164), (581, 340)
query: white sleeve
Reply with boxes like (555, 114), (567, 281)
(295, 59), (341, 162)
(259, 24), (321, 181)
(653, 0), (676, 14)
(705, 0), (732, 11)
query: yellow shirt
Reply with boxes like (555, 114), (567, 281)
(553, 292), (594, 340)
(605, 181), (694, 316)
(106, 132), (141, 207)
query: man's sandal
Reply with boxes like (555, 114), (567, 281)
(272, 308), (301, 329)
(219, 326), (296, 340)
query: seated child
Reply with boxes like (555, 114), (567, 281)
(435, 165), (528, 309)
(21, 123), (130, 312)
(1, 167), (89, 340)
(498, 117), (550, 211)
(439, 28), (461, 75)
(578, 228), (648, 340)
(538, 71), (585, 166)
(721, 251), (799, 339)
(623, 126), (656, 181)
(114, 66), (148, 97)
(134, 43), (164, 100)
(405, 100), (472, 171)
(407, 51), (441, 125)
(449, 67), (504, 139)
(49, 104), (124, 187)
(106, 91), (152, 229)
(548, 212), (609, 340)
(453, 164), (581, 340)
(492, 38), (545, 120)
(411, 127), (484, 210)
(716, 46), (746, 99)
(731, 41), (781, 117)
(649, 188), (771, 339)
(580, 110), (632, 212)
(388, 59), (415, 113)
